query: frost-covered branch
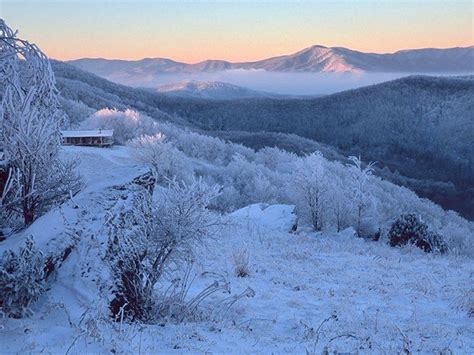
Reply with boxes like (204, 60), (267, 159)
(0, 20), (81, 226)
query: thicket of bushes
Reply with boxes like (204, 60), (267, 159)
(83, 108), (472, 255)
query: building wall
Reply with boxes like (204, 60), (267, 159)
(63, 136), (113, 146)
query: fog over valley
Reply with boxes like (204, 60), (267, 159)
(117, 70), (423, 95)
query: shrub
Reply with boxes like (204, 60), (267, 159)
(129, 134), (194, 184)
(388, 213), (448, 253)
(107, 178), (221, 322)
(426, 232), (449, 254)
(81, 108), (160, 145)
(232, 248), (250, 278)
(0, 237), (45, 318)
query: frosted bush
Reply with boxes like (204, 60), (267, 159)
(82, 108), (160, 144)
(388, 214), (448, 253)
(224, 154), (279, 207)
(59, 97), (94, 127)
(456, 289), (474, 317)
(107, 178), (221, 322)
(439, 222), (474, 257)
(0, 237), (45, 318)
(129, 134), (194, 184)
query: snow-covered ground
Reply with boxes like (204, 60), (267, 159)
(1, 146), (473, 353)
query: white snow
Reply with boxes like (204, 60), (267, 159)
(1, 146), (473, 353)
(230, 203), (298, 233)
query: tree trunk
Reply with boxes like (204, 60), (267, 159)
(24, 207), (35, 225)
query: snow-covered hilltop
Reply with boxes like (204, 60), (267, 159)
(155, 80), (278, 99)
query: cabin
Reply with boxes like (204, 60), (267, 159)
(61, 129), (114, 147)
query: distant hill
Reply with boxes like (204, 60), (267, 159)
(68, 45), (474, 83)
(153, 80), (280, 100)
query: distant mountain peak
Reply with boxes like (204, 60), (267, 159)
(68, 45), (474, 84)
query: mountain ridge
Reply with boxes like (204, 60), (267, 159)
(69, 44), (474, 76)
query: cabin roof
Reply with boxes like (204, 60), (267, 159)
(61, 130), (114, 138)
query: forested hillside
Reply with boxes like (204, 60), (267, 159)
(151, 76), (474, 219)
(52, 62), (474, 219)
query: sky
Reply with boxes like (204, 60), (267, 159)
(1, 0), (473, 62)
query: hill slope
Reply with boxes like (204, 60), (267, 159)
(155, 75), (474, 217)
(52, 62), (474, 219)
(2, 146), (473, 353)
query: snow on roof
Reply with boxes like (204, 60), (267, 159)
(61, 130), (114, 138)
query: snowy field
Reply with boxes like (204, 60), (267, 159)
(1, 146), (473, 354)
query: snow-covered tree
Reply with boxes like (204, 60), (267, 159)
(224, 154), (278, 207)
(292, 152), (328, 231)
(347, 156), (376, 237)
(58, 97), (94, 128)
(0, 20), (81, 225)
(327, 172), (352, 232)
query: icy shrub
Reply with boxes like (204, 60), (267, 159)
(426, 232), (449, 254)
(59, 97), (94, 127)
(0, 237), (45, 318)
(0, 309), (4, 330)
(129, 134), (194, 184)
(439, 222), (474, 257)
(81, 108), (160, 144)
(388, 214), (448, 253)
(107, 186), (154, 321)
(107, 179), (221, 322)
(232, 248), (250, 278)
(224, 154), (279, 207)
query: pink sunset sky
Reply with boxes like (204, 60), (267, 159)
(1, 0), (473, 62)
